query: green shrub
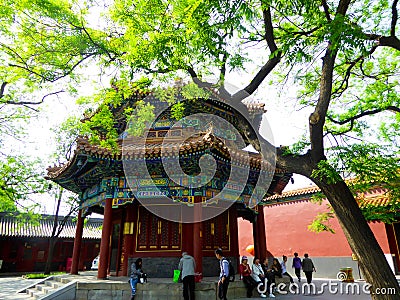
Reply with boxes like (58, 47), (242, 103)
(23, 272), (64, 279)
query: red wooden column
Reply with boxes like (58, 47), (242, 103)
(70, 209), (84, 274)
(252, 205), (267, 260)
(182, 223), (194, 255)
(256, 205), (267, 261)
(98, 198), (113, 279)
(229, 207), (240, 267)
(122, 204), (136, 276)
(193, 202), (203, 275)
(252, 220), (259, 259)
(193, 222), (202, 275)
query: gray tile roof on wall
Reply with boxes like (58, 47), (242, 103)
(0, 213), (102, 239)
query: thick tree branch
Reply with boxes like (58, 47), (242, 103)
(186, 67), (214, 89)
(275, 147), (314, 177)
(230, 57), (281, 102)
(321, 0), (332, 21)
(378, 35), (400, 50)
(263, 7), (278, 53)
(336, 0), (352, 15)
(0, 82), (7, 99)
(309, 0), (352, 162)
(391, 0), (398, 36)
(219, 53), (228, 83)
(365, 34), (400, 51)
(309, 47), (336, 162)
(231, 5), (281, 103)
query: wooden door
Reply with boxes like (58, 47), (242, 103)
(109, 222), (122, 274)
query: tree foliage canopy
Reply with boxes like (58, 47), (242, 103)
(1, 0), (400, 295)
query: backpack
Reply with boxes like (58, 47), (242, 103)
(223, 258), (235, 282)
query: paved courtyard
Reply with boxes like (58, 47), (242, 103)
(0, 273), (397, 299)
(0, 276), (41, 300)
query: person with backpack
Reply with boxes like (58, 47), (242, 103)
(302, 253), (316, 284)
(215, 248), (230, 300)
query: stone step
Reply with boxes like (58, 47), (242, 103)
(26, 287), (45, 299)
(18, 277), (69, 300)
(52, 276), (71, 284)
(10, 293), (33, 300)
(36, 284), (54, 294)
(45, 280), (65, 289)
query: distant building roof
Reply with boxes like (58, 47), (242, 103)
(0, 213), (102, 239)
(264, 184), (395, 208)
(266, 185), (320, 201)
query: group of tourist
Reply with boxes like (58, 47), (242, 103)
(177, 248), (232, 300)
(238, 252), (316, 298)
(128, 250), (316, 300)
(240, 256), (277, 298)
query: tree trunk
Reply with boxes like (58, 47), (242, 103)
(316, 179), (400, 299)
(44, 188), (63, 275)
(274, 149), (400, 299)
(44, 237), (57, 275)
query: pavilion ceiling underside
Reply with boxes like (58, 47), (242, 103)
(55, 157), (122, 194)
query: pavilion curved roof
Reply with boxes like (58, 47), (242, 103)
(47, 129), (286, 181)
(47, 90), (291, 199)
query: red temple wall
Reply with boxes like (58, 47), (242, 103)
(0, 237), (99, 273)
(238, 217), (253, 257)
(238, 199), (390, 258)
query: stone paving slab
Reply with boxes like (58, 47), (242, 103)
(0, 277), (42, 300)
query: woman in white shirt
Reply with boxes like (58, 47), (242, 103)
(251, 258), (268, 298)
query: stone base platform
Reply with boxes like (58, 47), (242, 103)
(75, 278), (243, 300)
(70, 272), (292, 300)
(76, 280), (216, 300)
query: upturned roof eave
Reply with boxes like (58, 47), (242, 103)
(47, 132), (286, 182)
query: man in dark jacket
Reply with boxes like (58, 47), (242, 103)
(178, 252), (196, 300)
(302, 253), (316, 284)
